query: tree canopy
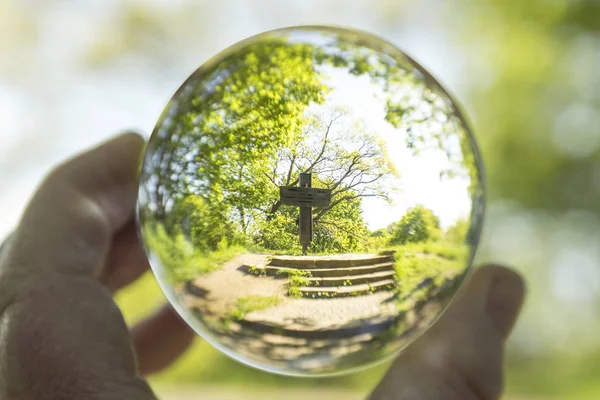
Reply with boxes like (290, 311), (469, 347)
(388, 205), (442, 245)
(139, 29), (477, 254)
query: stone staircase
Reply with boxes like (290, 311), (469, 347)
(241, 253), (398, 298)
(218, 317), (399, 373)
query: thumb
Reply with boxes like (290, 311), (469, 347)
(7, 132), (144, 279)
(369, 265), (526, 400)
(0, 133), (156, 399)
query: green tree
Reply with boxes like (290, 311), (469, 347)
(258, 108), (397, 251)
(139, 36), (331, 251)
(141, 29), (483, 253)
(255, 189), (372, 254)
(445, 218), (469, 244)
(389, 205), (441, 245)
(311, 191), (370, 253)
(142, 35), (329, 223)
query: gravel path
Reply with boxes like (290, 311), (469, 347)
(181, 254), (286, 321)
(181, 253), (398, 331)
(244, 291), (398, 330)
(178, 253), (462, 372)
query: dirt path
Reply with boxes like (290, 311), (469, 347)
(180, 254), (286, 322)
(244, 291), (397, 330)
(177, 252), (464, 373)
(181, 253), (399, 332)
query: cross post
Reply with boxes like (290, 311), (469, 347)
(298, 173), (312, 255)
(279, 172), (332, 255)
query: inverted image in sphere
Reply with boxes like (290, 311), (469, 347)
(137, 25), (484, 376)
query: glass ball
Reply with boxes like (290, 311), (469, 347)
(137, 25), (484, 377)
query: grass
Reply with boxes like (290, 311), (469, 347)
(376, 240), (470, 312)
(142, 223), (247, 283)
(414, 241), (469, 261)
(378, 240), (469, 261)
(195, 245), (247, 275)
(247, 265), (267, 277)
(277, 268), (312, 298)
(231, 295), (282, 321)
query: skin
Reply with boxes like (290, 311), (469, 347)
(0, 133), (525, 399)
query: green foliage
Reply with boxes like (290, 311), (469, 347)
(254, 211), (301, 252)
(140, 32), (408, 256)
(255, 189), (375, 254)
(289, 275), (310, 287)
(416, 241), (469, 261)
(311, 193), (372, 253)
(170, 195), (245, 253)
(368, 228), (392, 250)
(278, 268), (312, 297)
(388, 205), (441, 245)
(142, 223), (199, 282)
(386, 240), (469, 262)
(388, 242), (466, 313)
(144, 37), (329, 224)
(394, 252), (458, 283)
(288, 286), (302, 298)
(231, 296), (282, 321)
(247, 265), (267, 277)
(276, 268), (312, 279)
(141, 223), (245, 283)
(445, 218), (470, 244)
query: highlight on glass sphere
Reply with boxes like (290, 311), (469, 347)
(137, 25), (484, 376)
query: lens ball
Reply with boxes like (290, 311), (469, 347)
(137, 25), (484, 376)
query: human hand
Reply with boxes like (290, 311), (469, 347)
(0, 133), (195, 399)
(368, 265), (525, 399)
(0, 132), (525, 399)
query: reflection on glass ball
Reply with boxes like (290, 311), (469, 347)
(137, 25), (484, 376)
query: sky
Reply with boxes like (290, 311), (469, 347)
(310, 65), (472, 230)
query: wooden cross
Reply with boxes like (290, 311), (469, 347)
(279, 173), (332, 255)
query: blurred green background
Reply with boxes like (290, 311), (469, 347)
(2, 0), (600, 398)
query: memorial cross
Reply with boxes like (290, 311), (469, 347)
(279, 173), (332, 255)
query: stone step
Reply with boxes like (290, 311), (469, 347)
(234, 315), (397, 340)
(226, 323), (378, 349)
(240, 262), (395, 278)
(299, 279), (397, 298)
(219, 328), (385, 364)
(308, 270), (397, 287)
(268, 255), (395, 269)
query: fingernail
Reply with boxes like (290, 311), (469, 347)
(486, 267), (526, 339)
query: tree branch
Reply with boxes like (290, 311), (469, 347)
(313, 193), (387, 223)
(288, 112), (341, 187)
(285, 153), (296, 186)
(263, 171), (278, 187)
(317, 219), (368, 241)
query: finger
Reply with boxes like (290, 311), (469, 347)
(8, 132), (145, 278)
(369, 265), (525, 400)
(131, 304), (196, 376)
(485, 266), (526, 340)
(100, 219), (151, 293)
(0, 133), (159, 398)
(0, 232), (13, 260)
